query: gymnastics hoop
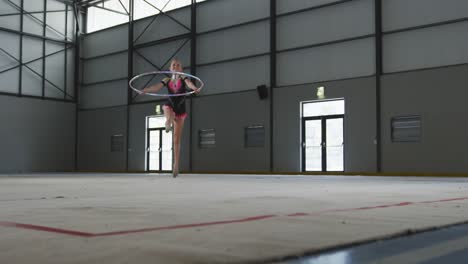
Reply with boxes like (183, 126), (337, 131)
(129, 71), (204, 97)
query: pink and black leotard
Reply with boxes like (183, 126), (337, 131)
(161, 77), (188, 119)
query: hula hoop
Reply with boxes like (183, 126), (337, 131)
(129, 71), (204, 97)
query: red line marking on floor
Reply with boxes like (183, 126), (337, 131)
(1, 197), (467, 238)
(94, 215), (276, 237)
(341, 202), (414, 211)
(420, 197), (468, 203)
(0, 221), (93, 237)
(287, 213), (309, 217)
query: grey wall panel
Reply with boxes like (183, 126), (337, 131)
(197, 0), (269, 33)
(278, 38), (375, 86)
(45, 11), (66, 40)
(133, 7), (190, 45)
(0, 0), (77, 99)
(25, 56), (42, 73)
(0, 0), (20, 30)
(23, 13), (44, 36)
(21, 64), (42, 96)
(0, 14), (20, 30)
(197, 55), (270, 95)
(274, 77), (377, 172)
(67, 10), (75, 40)
(45, 51), (65, 97)
(0, 52), (18, 72)
(0, 31), (20, 68)
(45, 41), (63, 55)
(47, 0), (65, 10)
(66, 48), (75, 97)
(78, 107), (127, 171)
(45, 82), (63, 98)
(45, 51), (66, 98)
(79, 11), (85, 35)
(0, 0), (21, 14)
(277, 0), (342, 15)
(192, 91), (270, 172)
(277, 0), (374, 50)
(134, 39), (191, 73)
(0, 96), (75, 173)
(383, 22), (468, 73)
(197, 21), (269, 64)
(23, 0), (44, 12)
(83, 24), (128, 58)
(23, 36), (43, 62)
(383, 0), (468, 32)
(0, 68), (19, 93)
(80, 80), (128, 109)
(381, 64), (468, 173)
(83, 52), (128, 84)
(128, 101), (191, 172)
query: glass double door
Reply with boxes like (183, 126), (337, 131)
(302, 115), (344, 172)
(147, 128), (173, 172)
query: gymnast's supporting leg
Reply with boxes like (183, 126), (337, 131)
(172, 115), (185, 177)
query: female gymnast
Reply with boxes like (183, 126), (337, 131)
(141, 59), (200, 177)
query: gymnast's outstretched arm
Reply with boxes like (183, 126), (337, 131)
(142, 81), (165, 94)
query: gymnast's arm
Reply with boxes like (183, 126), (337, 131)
(184, 78), (201, 93)
(142, 79), (166, 94)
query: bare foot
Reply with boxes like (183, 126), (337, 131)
(165, 120), (172, 133)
